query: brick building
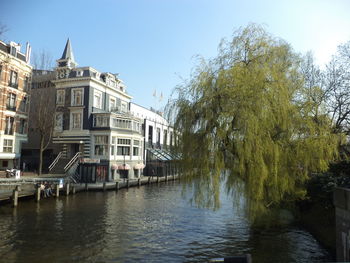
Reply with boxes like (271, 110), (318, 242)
(0, 40), (32, 170)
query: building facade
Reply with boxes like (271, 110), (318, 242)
(52, 39), (145, 182)
(0, 40), (31, 170)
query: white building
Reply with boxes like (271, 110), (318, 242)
(48, 39), (175, 182)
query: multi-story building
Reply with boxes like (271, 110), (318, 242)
(0, 40), (31, 170)
(28, 39), (177, 182)
(51, 39), (144, 182)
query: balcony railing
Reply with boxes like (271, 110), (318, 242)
(92, 113), (141, 133)
(8, 82), (18, 89)
(6, 105), (16, 111)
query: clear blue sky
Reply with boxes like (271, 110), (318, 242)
(1, 0), (350, 110)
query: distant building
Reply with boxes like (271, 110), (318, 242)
(26, 39), (176, 181)
(21, 69), (59, 172)
(0, 40), (31, 170)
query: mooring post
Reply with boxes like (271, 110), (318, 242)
(85, 182), (88, 191)
(127, 179), (130, 188)
(12, 185), (19, 207)
(103, 182), (106, 191)
(72, 186), (76, 194)
(148, 176), (151, 184)
(157, 176), (160, 184)
(35, 184), (41, 202)
(115, 181), (119, 191)
(138, 178), (141, 187)
(55, 184), (60, 197)
(65, 183), (70, 196)
(165, 175), (168, 182)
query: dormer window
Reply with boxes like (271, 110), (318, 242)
(76, 70), (83, 77)
(10, 46), (17, 57)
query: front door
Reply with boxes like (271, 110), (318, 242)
(69, 143), (80, 158)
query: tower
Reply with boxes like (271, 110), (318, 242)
(56, 38), (77, 79)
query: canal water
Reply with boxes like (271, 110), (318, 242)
(0, 181), (331, 263)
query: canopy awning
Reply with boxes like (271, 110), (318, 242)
(134, 163), (145, 169)
(147, 148), (180, 161)
(117, 164), (131, 170)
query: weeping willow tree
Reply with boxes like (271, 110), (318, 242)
(168, 24), (342, 217)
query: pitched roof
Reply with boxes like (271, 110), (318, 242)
(60, 38), (75, 61)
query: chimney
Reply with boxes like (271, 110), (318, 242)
(25, 42), (31, 64)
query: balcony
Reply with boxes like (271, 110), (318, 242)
(92, 112), (141, 134)
(6, 105), (16, 111)
(8, 82), (18, 89)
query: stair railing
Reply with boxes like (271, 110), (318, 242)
(48, 151), (63, 171)
(64, 152), (81, 172)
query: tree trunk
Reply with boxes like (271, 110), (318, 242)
(38, 135), (44, 175)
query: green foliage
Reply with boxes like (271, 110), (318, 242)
(168, 24), (342, 218)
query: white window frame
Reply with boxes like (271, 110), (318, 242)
(121, 101), (127, 112)
(55, 112), (63, 131)
(3, 139), (13, 153)
(56, 90), (65, 105)
(94, 135), (108, 156)
(70, 111), (83, 130)
(76, 70), (83, 77)
(94, 90), (102, 109)
(109, 97), (116, 111)
(71, 88), (84, 106)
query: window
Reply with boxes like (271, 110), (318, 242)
(164, 130), (168, 145)
(19, 97), (27, 112)
(0, 65), (2, 81)
(117, 146), (130, 156)
(76, 70), (83, 77)
(56, 90), (65, 105)
(5, 117), (14, 135)
(170, 131), (173, 146)
(72, 112), (82, 129)
(94, 91), (102, 109)
(93, 115), (109, 127)
(111, 136), (116, 155)
(111, 118), (132, 129)
(121, 102), (127, 112)
(94, 135), (108, 156)
(55, 113), (63, 130)
(110, 97), (116, 111)
(71, 89), (83, 106)
(156, 128), (161, 144)
(133, 147), (139, 156)
(10, 46), (17, 57)
(3, 139), (13, 153)
(18, 119), (27, 134)
(7, 93), (16, 111)
(118, 139), (131, 145)
(9, 71), (18, 88)
(19, 119), (26, 134)
(148, 126), (153, 142)
(23, 77), (29, 91)
(117, 138), (131, 156)
(2, 161), (8, 167)
(133, 121), (140, 132)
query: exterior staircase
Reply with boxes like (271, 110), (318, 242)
(50, 158), (70, 174)
(48, 152), (82, 183)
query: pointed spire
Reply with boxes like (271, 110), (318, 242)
(60, 38), (75, 61)
(57, 38), (77, 68)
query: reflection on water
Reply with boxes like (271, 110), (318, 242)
(0, 182), (331, 263)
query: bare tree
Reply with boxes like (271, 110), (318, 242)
(0, 22), (8, 37)
(31, 49), (54, 70)
(324, 41), (350, 134)
(30, 50), (56, 175)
